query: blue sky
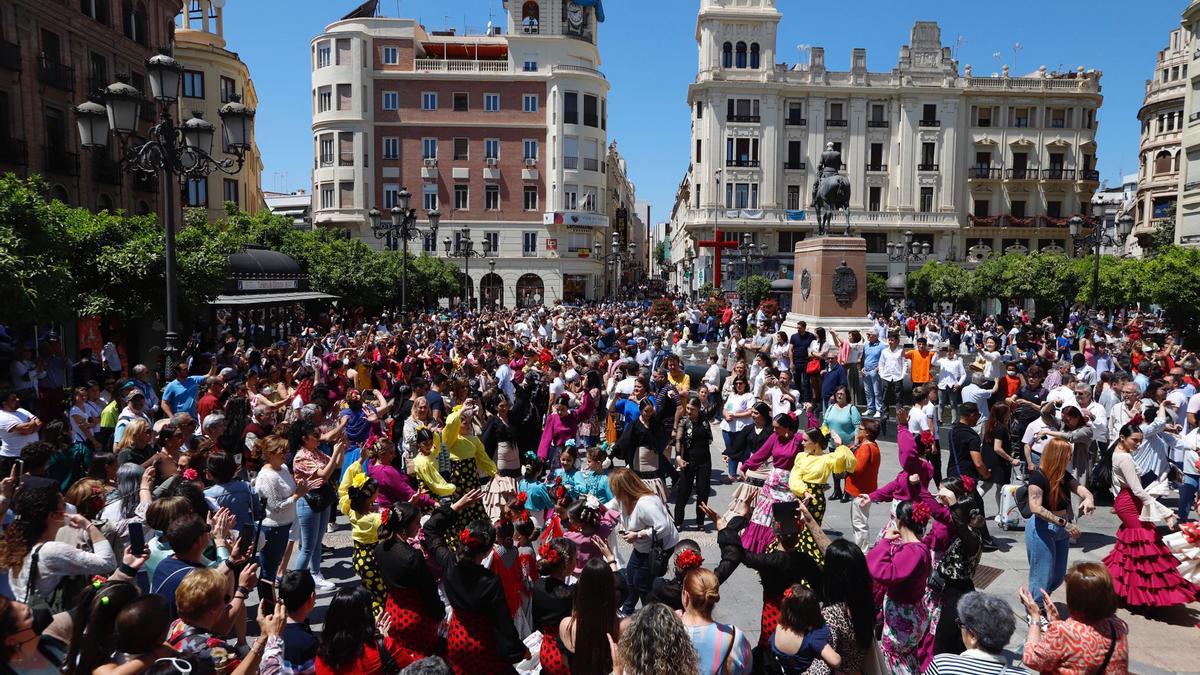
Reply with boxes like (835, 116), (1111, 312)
(225, 0), (1182, 224)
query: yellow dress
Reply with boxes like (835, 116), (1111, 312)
(437, 406), (496, 529)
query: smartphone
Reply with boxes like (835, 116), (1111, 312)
(14, 459), (23, 485)
(128, 521), (147, 556)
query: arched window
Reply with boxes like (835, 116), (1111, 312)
(522, 1), (539, 33)
(722, 42), (733, 68)
(750, 43), (761, 69)
(97, 194), (114, 212)
(735, 42), (747, 69)
(1155, 150), (1173, 175)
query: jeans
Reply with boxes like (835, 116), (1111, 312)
(258, 523), (292, 583)
(294, 498), (331, 576)
(1026, 517), (1071, 604)
(722, 431), (738, 477)
(1179, 474), (1199, 521)
(793, 364), (811, 404)
(938, 387), (961, 421)
(862, 369), (883, 416)
(621, 548), (652, 614)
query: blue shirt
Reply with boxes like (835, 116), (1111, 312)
(204, 481), (256, 541)
(518, 479), (555, 512)
(162, 375), (206, 417)
(151, 556), (206, 618)
(282, 622), (319, 672)
(612, 398), (642, 432)
(863, 342), (885, 372)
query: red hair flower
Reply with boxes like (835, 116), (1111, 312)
(783, 587), (795, 599)
(919, 430), (935, 448)
(515, 491), (529, 504)
(911, 502), (932, 526)
(380, 507), (391, 527)
(182, 468), (199, 481)
(960, 476), (976, 493)
(538, 542), (561, 565)
(675, 549), (704, 571)
(458, 529), (480, 548)
(1182, 522), (1200, 546)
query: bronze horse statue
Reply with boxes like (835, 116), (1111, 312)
(814, 172), (852, 237)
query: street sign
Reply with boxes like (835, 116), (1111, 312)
(546, 238), (558, 251)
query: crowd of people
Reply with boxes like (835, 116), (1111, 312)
(0, 298), (1197, 675)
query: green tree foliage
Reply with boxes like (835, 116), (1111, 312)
(735, 274), (772, 308)
(908, 261), (972, 308)
(1133, 245), (1200, 332)
(866, 273), (888, 309)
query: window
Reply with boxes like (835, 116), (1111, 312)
(382, 46), (398, 64)
(524, 140), (538, 160)
(383, 137), (399, 159)
(422, 184), (438, 210)
(975, 106), (992, 127)
(523, 60), (538, 72)
(726, 137), (759, 165)
(563, 185), (578, 210)
(89, 52), (107, 93)
(919, 187), (934, 213)
(725, 182), (759, 209)
(485, 139), (499, 160)
(922, 103), (937, 123)
(695, 101), (704, 119)
(335, 38), (351, 65)
(523, 94), (539, 112)
(1050, 108), (1067, 129)
(695, 139), (703, 164)
(870, 104), (885, 123)
(581, 187), (598, 211)
(750, 43), (761, 69)
(778, 231), (804, 253)
(337, 84), (352, 111)
(454, 184), (469, 210)
(317, 87), (332, 112)
(601, 99), (607, 130)
(186, 178), (207, 207)
(524, 186), (538, 211)
(583, 94), (599, 127)
(786, 185), (801, 210)
(223, 179), (239, 206)
(421, 92), (437, 110)
(829, 102), (844, 122)
(726, 98), (760, 121)
(564, 136), (578, 169)
(722, 42), (733, 68)
(383, 183), (401, 209)
(974, 151), (991, 168)
(220, 76), (237, 103)
(864, 233), (888, 254)
(338, 132), (354, 166)
(453, 93), (468, 111)
(382, 91), (398, 110)
(523, 232), (537, 256)
(973, 198), (990, 218)
(81, 0), (109, 22)
(1047, 201), (1063, 218)
(339, 181), (355, 209)
(485, 185), (500, 210)
(483, 231), (499, 255)
(868, 143), (884, 170)
(423, 233), (437, 253)
(1011, 200), (1027, 218)
(1012, 107), (1032, 128)
(320, 184), (335, 209)
(564, 92), (578, 124)
(694, 183), (701, 208)
(485, 93), (500, 112)
(317, 42), (331, 68)
(582, 138), (599, 171)
(522, 1), (540, 32)
(735, 42), (747, 69)
(422, 138), (437, 160)
(786, 141), (803, 169)
(787, 101), (803, 124)
(123, 1), (148, 46)
(920, 142), (936, 168)
(868, 186), (881, 212)
(319, 136), (334, 166)
(182, 70), (204, 98)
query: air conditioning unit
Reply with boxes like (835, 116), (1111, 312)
(486, 157), (499, 166)
(524, 158), (537, 167)
(423, 158), (438, 167)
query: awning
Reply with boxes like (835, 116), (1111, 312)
(211, 291), (338, 306)
(574, 0), (605, 22)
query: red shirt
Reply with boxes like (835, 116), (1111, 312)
(197, 393), (221, 422)
(1001, 374), (1022, 398)
(315, 643), (384, 675)
(846, 441), (881, 496)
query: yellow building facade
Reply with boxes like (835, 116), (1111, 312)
(174, 0), (264, 222)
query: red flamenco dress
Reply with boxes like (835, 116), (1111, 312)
(374, 532), (445, 668)
(531, 574), (575, 675)
(444, 552), (526, 674)
(1103, 453), (1198, 607)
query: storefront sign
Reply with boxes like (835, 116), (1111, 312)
(237, 279), (299, 291)
(544, 211), (609, 228)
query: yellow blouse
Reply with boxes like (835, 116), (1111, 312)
(411, 452), (456, 497)
(789, 444), (857, 498)
(439, 406), (499, 476)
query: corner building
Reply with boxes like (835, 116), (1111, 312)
(676, 0), (1102, 289)
(310, 1), (621, 307)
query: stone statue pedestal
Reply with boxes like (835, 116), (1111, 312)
(783, 237), (870, 335)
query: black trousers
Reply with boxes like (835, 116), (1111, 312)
(674, 459), (713, 527)
(882, 379), (906, 412)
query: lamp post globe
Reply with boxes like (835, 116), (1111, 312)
(396, 187), (412, 212)
(74, 100), (110, 149)
(1068, 215), (1083, 238)
(145, 53), (182, 104)
(181, 112), (215, 154)
(102, 81), (143, 135)
(218, 95), (255, 154)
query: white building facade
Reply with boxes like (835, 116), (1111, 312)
(1134, 25), (1189, 251)
(308, 0), (621, 307)
(674, 0), (1102, 291)
(1176, 0), (1200, 246)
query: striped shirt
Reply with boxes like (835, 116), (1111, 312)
(926, 651), (1031, 675)
(683, 621), (753, 675)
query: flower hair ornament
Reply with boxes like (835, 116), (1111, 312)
(675, 549), (704, 571)
(783, 586), (796, 599)
(350, 472), (370, 490)
(819, 423), (831, 438)
(584, 494), (601, 511)
(538, 541), (561, 565)
(458, 528), (482, 548)
(918, 430), (935, 448)
(182, 468), (199, 482)
(1181, 521), (1200, 545)
(960, 476), (976, 493)
(515, 491), (529, 504)
(911, 502), (933, 527)
(91, 575), (108, 589)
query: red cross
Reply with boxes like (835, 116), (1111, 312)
(696, 228), (739, 289)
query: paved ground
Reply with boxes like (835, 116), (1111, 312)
(298, 428), (1199, 674)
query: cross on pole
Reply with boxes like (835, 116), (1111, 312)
(696, 228), (739, 289)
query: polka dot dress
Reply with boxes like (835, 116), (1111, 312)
(446, 610), (516, 675)
(352, 541), (387, 615)
(538, 624), (570, 675)
(383, 585), (440, 669)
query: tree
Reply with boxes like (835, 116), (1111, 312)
(653, 240), (669, 267)
(406, 254), (461, 308)
(908, 261), (972, 309)
(735, 274), (771, 308)
(0, 175), (85, 323)
(866, 272), (888, 310)
(1134, 245), (1200, 334)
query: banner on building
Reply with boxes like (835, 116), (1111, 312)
(786, 210), (807, 221)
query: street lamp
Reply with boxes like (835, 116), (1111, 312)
(369, 188), (439, 315)
(593, 231), (623, 300)
(1069, 208), (1134, 311)
(443, 225), (491, 310)
(74, 51), (255, 376)
(887, 230), (932, 309)
(733, 234), (767, 282)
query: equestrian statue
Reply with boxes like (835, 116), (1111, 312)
(811, 142), (852, 236)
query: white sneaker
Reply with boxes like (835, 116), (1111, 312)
(312, 574), (337, 592)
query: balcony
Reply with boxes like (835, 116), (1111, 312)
(785, 117), (806, 126)
(726, 114), (760, 123)
(783, 161), (806, 170)
(865, 163), (886, 172)
(583, 157), (600, 171)
(0, 138), (27, 165)
(968, 166), (1002, 180)
(1041, 168), (1075, 181)
(919, 119), (941, 128)
(826, 119), (848, 127)
(553, 64), (606, 80)
(38, 57), (74, 91)
(1079, 169), (1100, 182)
(413, 58), (509, 74)
(917, 163), (939, 172)
(867, 120), (889, 128)
(564, 156), (579, 170)
(0, 41), (19, 72)
(133, 172), (158, 193)
(92, 156), (122, 186)
(1192, 112), (1200, 123)
(318, 154), (334, 167)
(1006, 168), (1037, 180)
(43, 146), (78, 176)
(727, 159), (760, 167)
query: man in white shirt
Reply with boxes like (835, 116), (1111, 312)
(935, 345), (967, 423)
(0, 390), (42, 466)
(635, 337), (654, 369)
(1047, 372), (1080, 411)
(960, 372), (998, 426)
(878, 334), (907, 421)
(1074, 384), (1108, 451)
(765, 370), (800, 417)
(1072, 353), (1098, 389)
(494, 346), (515, 404)
(1164, 375), (1190, 428)
(1022, 406), (1055, 469)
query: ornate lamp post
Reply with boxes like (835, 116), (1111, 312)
(887, 230), (932, 309)
(593, 231), (623, 301)
(74, 52), (254, 375)
(369, 189), (439, 315)
(1069, 209), (1133, 311)
(734, 233), (768, 279)
(443, 225), (491, 310)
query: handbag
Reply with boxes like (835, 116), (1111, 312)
(647, 508), (673, 578)
(303, 479), (337, 511)
(806, 359), (821, 375)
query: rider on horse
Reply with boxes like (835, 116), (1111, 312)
(811, 142), (843, 207)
